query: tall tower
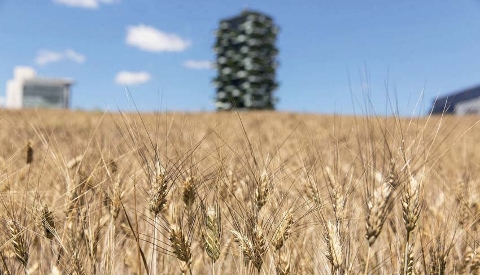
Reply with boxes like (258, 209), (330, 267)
(213, 10), (279, 110)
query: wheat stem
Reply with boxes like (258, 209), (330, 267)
(364, 246), (371, 275)
(152, 214), (159, 275)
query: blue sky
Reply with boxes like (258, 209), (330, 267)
(1, 0), (480, 115)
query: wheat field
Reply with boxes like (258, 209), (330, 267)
(0, 109), (479, 274)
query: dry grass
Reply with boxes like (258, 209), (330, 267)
(0, 109), (478, 274)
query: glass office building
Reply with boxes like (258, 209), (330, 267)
(5, 67), (73, 109)
(22, 79), (71, 108)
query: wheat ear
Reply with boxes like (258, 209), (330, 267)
(6, 219), (29, 272)
(255, 170), (270, 211)
(40, 204), (56, 240)
(366, 160), (398, 246)
(149, 160), (168, 275)
(275, 253), (291, 275)
(324, 220), (344, 272)
(365, 162), (397, 275)
(169, 224), (192, 275)
(204, 206), (222, 261)
(271, 210), (293, 251)
(231, 230), (254, 266)
(402, 171), (421, 275)
(183, 176), (196, 209)
(25, 140), (33, 165)
(183, 176), (196, 228)
(252, 224), (267, 272)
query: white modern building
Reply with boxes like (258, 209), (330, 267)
(6, 67), (73, 109)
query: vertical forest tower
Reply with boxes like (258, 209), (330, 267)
(213, 10), (279, 110)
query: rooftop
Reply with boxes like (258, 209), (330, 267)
(431, 84), (480, 114)
(24, 78), (74, 86)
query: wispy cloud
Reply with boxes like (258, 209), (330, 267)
(65, 49), (86, 63)
(52, 0), (119, 9)
(183, 60), (213, 70)
(126, 24), (190, 52)
(115, 71), (151, 85)
(35, 49), (86, 66)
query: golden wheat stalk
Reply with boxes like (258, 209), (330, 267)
(150, 160), (168, 275)
(231, 230), (254, 266)
(169, 224), (192, 274)
(365, 182), (393, 246)
(66, 155), (83, 170)
(324, 220), (343, 272)
(252, 224), (267, 272)
(402, 173), (421, 233)
(255, 170), (270, 211)
(6, 219), (29, 269)
(109, 181), (123, 220)
(25, 140), (33, 165)
(70, 249), (86, 275)
(170, 225), (191, 261)
(464, 246), (480, 273)
(271, 210), (293, 251)
(108, 158), (118, 175)
(401, 171), (421, 275)
(364, 163), (397, 275)
(84, 214), (103, 273)
(65, 175), (79, 218)
(0, 251), (11, 275)
(402, 243), (414, 275)
(149, 160), (168, 216)
(275, 253), (291, 275)
(429, 237), (447, 275)
(183, 176), (197, 230)
(366, 162), (398, 247)
(304, 176), (321, 205)
(204, 206), (222, 262)
(324, 166), (347, 221)
(40, 204), (56, 240)
(183, 176), (196, 209)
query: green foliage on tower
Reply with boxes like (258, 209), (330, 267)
(213, 10), (279, 111)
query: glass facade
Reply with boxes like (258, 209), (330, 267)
(23, 83), (69, 108)
(213, 10), (279, 111)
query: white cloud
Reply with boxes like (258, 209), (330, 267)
(65, 49), (86, 63)
(35, 49), (86, 66)
(115, 71), (151, 85)
(0, 97), (5, 108)
(35, 51), (62, 66)
(52, 0), (118, 9)
(53, 0), (98, 9)
(183, 60), (213, 70)
(126, 24), (191, 52)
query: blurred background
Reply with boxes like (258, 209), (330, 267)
(1, 0), (479, 115)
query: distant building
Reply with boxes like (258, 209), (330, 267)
(431, 85), (480, 115)
(6, 66), (73, 109)
(213, 10), (279, 110)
